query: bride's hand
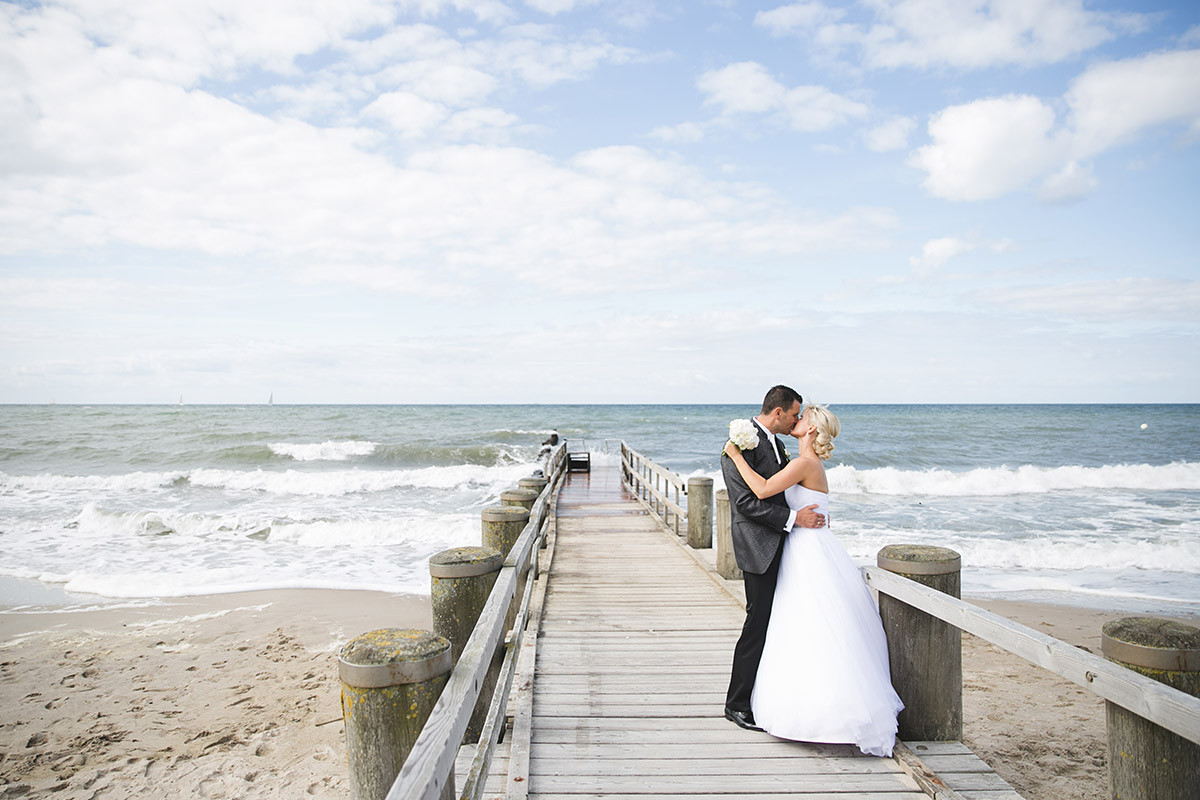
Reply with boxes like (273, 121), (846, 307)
(723, 440), (740, 458)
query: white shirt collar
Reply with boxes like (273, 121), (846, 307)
(752, 418), (781, 464)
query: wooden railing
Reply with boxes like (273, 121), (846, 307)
(621, 443), (688, 536)
(861, 566), (1200, 747)
(619, 446), (1200, 793)
(387, 442), (568, 800)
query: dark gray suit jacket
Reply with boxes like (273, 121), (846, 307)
(721, 422), (791, 574)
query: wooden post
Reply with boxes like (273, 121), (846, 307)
(429, 547), (503, 744)
(876, 544), (962, 741)
(714, 489), (742, 580)
(1102, 617), (1200, 800)
(481, 505), (530, 560)
(482, 504), (531, 637)
(501, 488), (539, 511)
(518, 476), (548, 495)
(339, 629), (453, 800)
(686, 476), (713, 548)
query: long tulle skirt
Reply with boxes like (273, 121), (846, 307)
(750, 527), (904, 756)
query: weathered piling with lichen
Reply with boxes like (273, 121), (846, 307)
(714, 489), (741, 580)
(339, 628), (453, 800)
(686, 475), (713, 549)
(429, 546), (503, 744)
(1102, 617), (1200, 800)
(876, 544), (963, 741)
(501, 487), (539, 512)
(518, 475), (548, 495)
(481, 504), (530, 559)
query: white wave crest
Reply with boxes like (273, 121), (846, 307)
(188, 462), (533, 496)
(0, 470), (185, 492)
(268, 514), (476, 548)
(1, 461), (538, 498)
(270, 440), (378, 461)
(826, 461), (1200, 497)
(71, 504), (249, 540)
(836, 529), (1200, 573)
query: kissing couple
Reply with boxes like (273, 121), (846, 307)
(721, 385), (903, 757)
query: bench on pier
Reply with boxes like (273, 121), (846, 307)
(566, 451), (590, 472)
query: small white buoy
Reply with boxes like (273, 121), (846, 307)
(1140, 423), (1148, 430)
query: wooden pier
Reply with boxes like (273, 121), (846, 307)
(385, 443), (1198, 800)
(469, 459), (1019, 799)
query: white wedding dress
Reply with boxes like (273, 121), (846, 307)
(750, 484), (904, 756)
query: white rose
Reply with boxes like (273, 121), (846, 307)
(728, 419), (759, 451)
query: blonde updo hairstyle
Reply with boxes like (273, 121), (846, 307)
(803, 403), (840, 461)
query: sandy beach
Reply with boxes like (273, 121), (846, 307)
(1, 589), (1194, 799)
(0, 589), (430, 799)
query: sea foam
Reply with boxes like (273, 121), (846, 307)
(269, 440), (378, 461)
(695, 461), (1200, 497)
(1, 461), (537, 498)
(827, 462), (1200, 495)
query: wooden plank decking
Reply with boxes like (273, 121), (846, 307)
(456, 458), (1023, 799)
(524, 460), (927, 799)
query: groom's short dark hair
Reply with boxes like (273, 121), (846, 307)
(761, 385), (802, 414)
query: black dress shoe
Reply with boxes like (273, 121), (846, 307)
(724, 707), (763, 732)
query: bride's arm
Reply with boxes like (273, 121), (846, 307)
(722, 441), (809, 499)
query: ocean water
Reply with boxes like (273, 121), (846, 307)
(0, 404), (1197, 614)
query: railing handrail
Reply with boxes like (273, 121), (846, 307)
(388, 441), (568, 800)
(622, 452), (687, 519)
(863, 566), (1200, 746)
(621, 442), (688, 493)
(618, 441), (1200, 748)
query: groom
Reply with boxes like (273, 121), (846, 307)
(722, 384), (826, 731)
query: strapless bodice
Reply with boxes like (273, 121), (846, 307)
(784, 484), (829, 527)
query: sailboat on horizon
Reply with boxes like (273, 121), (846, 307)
(268, 392), (273, 406)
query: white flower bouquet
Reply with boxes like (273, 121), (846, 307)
(728, 419), (759, 451)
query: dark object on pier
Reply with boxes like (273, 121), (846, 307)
(567, 451), (591, 472)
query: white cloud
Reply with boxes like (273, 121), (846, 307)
(524, 0), (582, 13)
(1038, 161), (1099, 205)
(484, 23), (638, 87)
(363, 91), (449, 136)
(697, 61), (868, 132)
(909, 237), (977, 275)
(648, 122), (706, 143)
(46, 0), (403, 83)
(755, 2), (844, 34)
(754, 0), (1149, 70)
(977, 278), (1200, 322)
(1066, 49), (1200, 157)
(910, 95), (1064, 201)
(698, 62), (785, 114)
(442, 107), (522, 140)
(0, 34), (899, 295)
(908, 236), (1013, 275)
(910, 49), (1200, 201)
(863, 116), (915, 152)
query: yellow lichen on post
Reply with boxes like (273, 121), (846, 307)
(1102, 617), (1200, 800)
(501, 487), (539, 511)
(481, 504), (529, 559)
(429, 546), (503, 744)
(339, 628), (452, 800)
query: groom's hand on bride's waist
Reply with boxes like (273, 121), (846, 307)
(795, 504), (826, 528)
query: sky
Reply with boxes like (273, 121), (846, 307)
(1, 0), (1198, 405)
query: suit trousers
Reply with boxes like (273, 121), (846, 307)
(725, 539), (785, 713)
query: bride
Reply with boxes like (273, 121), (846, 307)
(723, 404), (903, 757)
